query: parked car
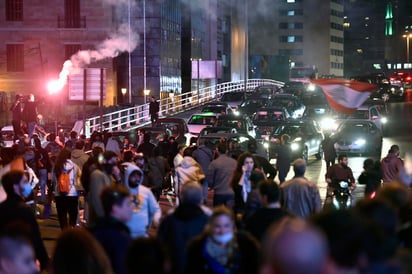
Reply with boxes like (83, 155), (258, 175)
(200, 102), (233, 115)
(136, 127), (171, 145)
(267, 94), (306, 119)
(153, 117), (192, 145)
(251, 84), (282, 99)
(198, 126), (238, 137)
(214, 114), (256, 138)
(332, 120), (382, 156)
(268, 119), (324, 162)
(187, 113), (219, 136)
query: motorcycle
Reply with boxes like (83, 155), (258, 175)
(331, 181), (352, 210)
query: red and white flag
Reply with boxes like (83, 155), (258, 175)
(311, 78), (377, 114)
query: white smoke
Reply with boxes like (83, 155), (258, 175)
(49, 3), (138, 93)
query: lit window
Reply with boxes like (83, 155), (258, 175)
(287, 10), (295, 16)
(288, 36), (295, 42)
(357, 49), (363, 54)
(287, 0), (295, 2)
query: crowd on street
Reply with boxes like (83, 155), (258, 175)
(1, 121), (412, 274)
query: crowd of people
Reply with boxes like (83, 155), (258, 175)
(1, 126), (412, 274)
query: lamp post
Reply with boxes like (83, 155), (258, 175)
(197, 59), (201, 105)
(143, 89), (150, 103)
(403, 33), (412, 63)
(121, 88), (127, 104)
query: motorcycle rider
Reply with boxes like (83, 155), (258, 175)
(325, 154), (355, 207)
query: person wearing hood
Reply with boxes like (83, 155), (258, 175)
(52, 148), (81, 229)
(147, 146), (170, 201)
(381, 145), (403, 185)
(105, 132), (121, 157)
(88, 150), (122, 228)
(0, 170), (49, 271)
(124, 164), (161, 238)
(70, 140), (90, 170)
(158, 182), (210, 274)
(174, 147), (205, 201)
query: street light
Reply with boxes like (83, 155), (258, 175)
(403, 33), (412, 63)
(143, 89), (150, 103)
(121, 88), (127, 104)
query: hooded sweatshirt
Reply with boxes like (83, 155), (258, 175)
(174, 156), (205, 196)
(381, 153), (403, 183)
(124, 164), (161, 238)
(71, 149), (90, 169)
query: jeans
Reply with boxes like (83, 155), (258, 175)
(38, 169), (48, 203)
(55, 196), (79, 229)
(27, 121), (36, 137)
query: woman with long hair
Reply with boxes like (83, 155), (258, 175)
(52, 148), (81, 229)
(230, 152), (258, 219)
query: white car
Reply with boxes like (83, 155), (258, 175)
(334, 105), (387, 133)
(0, 125), (14, 147)
(187, 113), (219, 136)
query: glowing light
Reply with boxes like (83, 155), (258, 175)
(47, 80), (64, 94)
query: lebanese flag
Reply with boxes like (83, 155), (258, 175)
(311, 78), (378, 114)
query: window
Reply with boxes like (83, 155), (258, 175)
(279, 9), (303, 16)
(280, 36), (303, 43)
(65, 44), (81, 60)
(279, 22), (303, 29)
(65, 0), (80, 28)
(7, 44), (24, 72)
(6, 0), (23, 21)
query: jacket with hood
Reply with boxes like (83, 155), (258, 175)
(124, 164), (161, 238)
(52, 159), (81, 197)
(174, 156), (205, 196)
(381, 153), (403, 183)
(193, 145), (214, 175)
(70, 149), (90, 169)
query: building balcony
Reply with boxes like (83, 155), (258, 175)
(57, 16), (87, 29)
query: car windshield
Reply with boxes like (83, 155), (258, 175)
(254, 110), (285, 122)
(201, 106), (227, 114)
(215, 119), (245, 130)
(348, 110), (369, 119)
(221, 92), (244, 101)
(198, 135), (251, 151)
(339, 123), (372, 134)
(274, 125), (304, 137)
(269, 98), (298, 108)
(239, 98), (267, 107)
(188, 115), (217, 125)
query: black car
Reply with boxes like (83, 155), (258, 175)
(267, 94), (306, 119)
(236, 97), (269, 118)
(268, 119), (324, 162)
(153, 117), (191, 145)
(214, 114), (256, 138)
(253, 106), (291, 142)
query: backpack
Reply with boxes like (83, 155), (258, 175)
(58, 169), (72, 194)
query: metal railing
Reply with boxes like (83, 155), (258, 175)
(83, 78), (283, 136)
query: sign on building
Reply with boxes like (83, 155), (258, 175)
(68, 68), (106, 101)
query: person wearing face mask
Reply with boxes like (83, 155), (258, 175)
(88, 151), (122, 228)
(123, 164), (161, 238)
(185, 206), (259, 274)
(0, 170), (49, 271)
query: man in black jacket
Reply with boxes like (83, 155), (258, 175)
(157, 182), (209, 274)
(0, 170), (49, 271)
(149, 96), (160, 125)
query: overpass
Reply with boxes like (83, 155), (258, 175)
(75, 79), (283, 136)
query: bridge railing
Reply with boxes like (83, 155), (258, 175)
(84, 78), (283, 136)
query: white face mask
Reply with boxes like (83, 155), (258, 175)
(213, 232), (233, 244)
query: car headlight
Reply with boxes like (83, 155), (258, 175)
(233, 111), (240, 116)
(354, 139), (366, 146)
(291, 143), (300, 151)
(381, 117), (387, 124)
(307, 83), (316, 91)
(321, 117), (336, 130)
(263, 142), (269, 149)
